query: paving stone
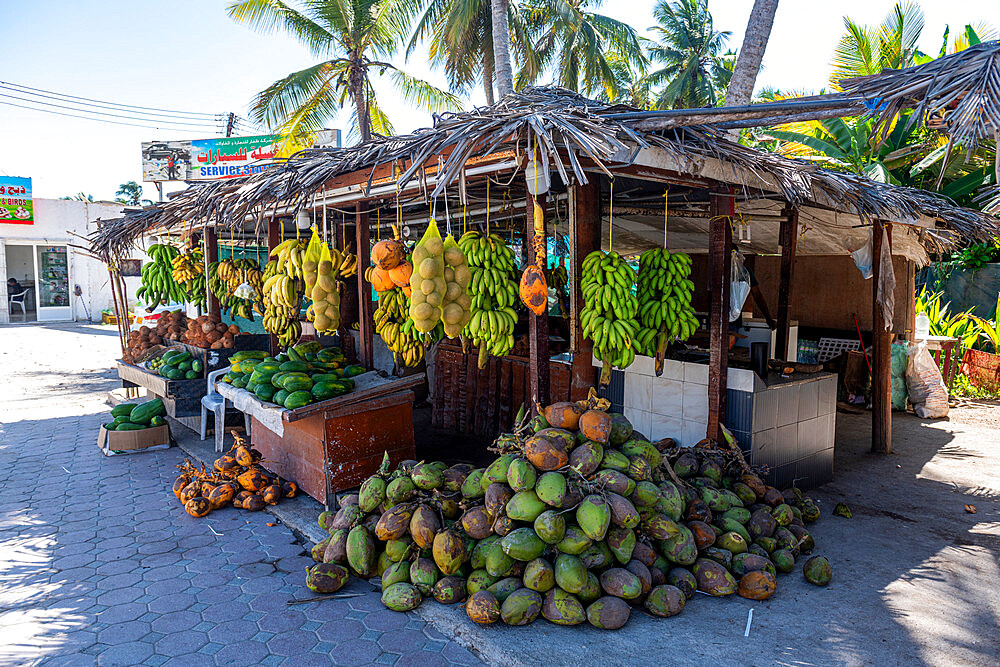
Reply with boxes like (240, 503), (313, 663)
(207, 619), (259, 644)
(151, 610), (201, 634)
(394, 652), (450, 667)
(95, 587), (142, 606)
(441, 642), (482, 666)
(364, 608), (409, 632)
(331, 638), (383, 666)
(95, 641), (154, 665)
(257, 609), (306, 633)
(203, 600), (250, 622)
(154, 629), (208, 656)
(266, 628), (322, 656)
(146, 592), (196, 614)
(97, 619), (150, 645)
(377, 629), (429, 654)
(158, 654), (214, 667)
(96, 602), (148, 624)
(212, 639), (269, 665)
(316, 618), (365, 642)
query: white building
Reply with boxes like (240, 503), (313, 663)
(1, 198), (144, 324)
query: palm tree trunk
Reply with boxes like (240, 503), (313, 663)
(349, 58), (371, 143)
(483, 57), (496, 106)
(725, 0), (779, 107)
(491, 0), (513, 97)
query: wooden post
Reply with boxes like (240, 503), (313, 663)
(205, 227), (220, 317)
(871, 219), (892, 455)
(707, 192), (734, 442)
(267, 217), (281, 355)
(355, 202), (374, 370)
(569, 181), (600, 400)
(527, 191), (550, 410)
(775, 206), (798, 361)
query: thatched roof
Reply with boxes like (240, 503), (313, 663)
(91, 87), (998, 261)
(839, 40), (1000, 150)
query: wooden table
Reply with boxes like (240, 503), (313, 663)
(220, 372), (423, 506)
(915, 335), (959, 391)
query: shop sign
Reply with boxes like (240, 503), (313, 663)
(0, 176), (32, 224)
(141, 134), (280, 182)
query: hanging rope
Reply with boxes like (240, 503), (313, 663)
(608, 178), (614, 251)
(376, 205), (381, 241)
(663, 188), (669, 249)
(486, 178), (491, 238)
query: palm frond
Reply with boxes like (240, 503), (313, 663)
(387, 68), (464, 113)
(250, 60), (345, 140)
(227, 0), (335, 57)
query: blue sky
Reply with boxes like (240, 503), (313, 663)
(1, 0), (996, 202)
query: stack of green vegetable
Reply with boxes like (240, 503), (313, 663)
(103, 398), (166, 431)
(148, 348), (204, 379)
(221, 342), (366, 410)
(303, 394), (831, 630)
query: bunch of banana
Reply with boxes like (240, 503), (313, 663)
(440, 236), (472, 338)
(634, 249), (698, 357)
(374, 287), (424, 367)
(207, 261), (260, 321)
(270, 238), (308, 280)
(261, 251), (305, 347)
(171, 249), (203, 284)
(458, 231), (520, 368)
(546, 264), (568, 292)
(136, 244), (186, 308)
(580, 250), (639, 384)
(335, 248), (357, 278)
(187, 271), (207, 310)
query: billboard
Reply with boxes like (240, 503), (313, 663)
(0, 176), (32, 224)
(141, 134), (280, 182)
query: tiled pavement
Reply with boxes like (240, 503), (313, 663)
(0, 324), (481, 666)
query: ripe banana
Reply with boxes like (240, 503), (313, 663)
(374, 287), (425, 367)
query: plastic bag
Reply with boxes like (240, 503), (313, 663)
(729, 250), (750, 322)
(890, 342), (909, 410)
(303, 225), (322, 291)
(905, 341), (949, 418)
(851, 236), (874, 279)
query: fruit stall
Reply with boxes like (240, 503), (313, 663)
(91, 85), (998, 489)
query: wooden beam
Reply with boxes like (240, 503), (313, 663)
(527, 192), (550, 410)
(267, 217), (281, 355)
(871, 220), (893, 455)
(707, 192), (734, 442)
(569, 181), (600, 400)
(204, 226), (220, 317)
(776, 206), (798, 361)
(355, 203), (374, 369)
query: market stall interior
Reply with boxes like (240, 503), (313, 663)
(91, 45), (1000, 504)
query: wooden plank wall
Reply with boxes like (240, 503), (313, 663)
(432, 344), (573, 435)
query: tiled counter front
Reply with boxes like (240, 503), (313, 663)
(598, 355), (836, 490)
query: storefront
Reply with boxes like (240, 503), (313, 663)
(0, 187), (133, 324)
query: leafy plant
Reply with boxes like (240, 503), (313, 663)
(914, 287), (979, 349)
(954, 239), (1000, 271)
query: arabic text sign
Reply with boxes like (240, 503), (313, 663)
(0, 176), (32, 224)
(141, 135), (279, 182)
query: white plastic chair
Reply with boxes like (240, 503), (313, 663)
(200, 366), (251, 452)
(9, 292), (26, 321)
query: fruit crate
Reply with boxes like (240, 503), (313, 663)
(164, 334), (271, 373)
(116, 360), (206, 418)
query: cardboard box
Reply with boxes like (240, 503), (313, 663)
(98, 424), (171, 456)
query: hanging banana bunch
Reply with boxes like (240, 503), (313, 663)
(262, 239), (307, 347)
(458, 231), (519, 368)
(136, 244), (186, 308)
(635, 249), (698, 359)
(580, 250), (638, 384)
(374, 287), (425, 367)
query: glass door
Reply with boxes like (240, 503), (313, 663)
(35, 245), (72, 321)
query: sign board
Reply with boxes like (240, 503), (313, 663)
(0, 176), (32, 224)
(141, 135), (280, 182)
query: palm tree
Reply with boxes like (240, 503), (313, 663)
(725, 0), (778, 107)
(115, 181), (150, 206)
(829, 1), (925, 88)
(227, 0), (461, 145)
(645, 0), (733, 109)
(516, 0), (644, 98)
(406, 0), (531, 105)
(492, 0), (515, 96)
(597, 49), (655, 109)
